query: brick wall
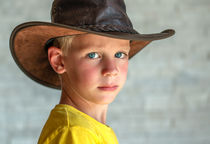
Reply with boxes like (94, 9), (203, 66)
(0, 0), (210, 143)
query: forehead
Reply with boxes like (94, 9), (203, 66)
(71, 33), (130, 51)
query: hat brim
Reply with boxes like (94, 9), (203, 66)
(10, 21), (175, 89)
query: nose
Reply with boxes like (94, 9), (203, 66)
(101, 58), (118, 77)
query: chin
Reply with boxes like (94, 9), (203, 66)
(94, 93), (118, 105)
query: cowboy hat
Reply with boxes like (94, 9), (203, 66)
(10, 0), (175, 89)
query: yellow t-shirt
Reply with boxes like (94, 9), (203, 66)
(38, 104), (118, 144)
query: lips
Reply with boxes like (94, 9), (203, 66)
(98, 85), (118, 91)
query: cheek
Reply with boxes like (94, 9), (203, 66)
(74, 61), (100, 86)
(117, 61), (128, 86)
(119, 61), (128, 77)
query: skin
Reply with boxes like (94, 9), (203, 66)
(48, 33), (130, 124)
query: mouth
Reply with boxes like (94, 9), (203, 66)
(98, 85), (118, 91)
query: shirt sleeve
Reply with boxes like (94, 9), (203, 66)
(39, 126), (100, 144)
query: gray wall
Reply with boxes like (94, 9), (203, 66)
(0, 0), (210, 144)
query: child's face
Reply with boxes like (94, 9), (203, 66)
(62, 34), (130, 105)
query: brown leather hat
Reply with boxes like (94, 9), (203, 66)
(10, 0), (175, 89)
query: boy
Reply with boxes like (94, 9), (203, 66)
(10, 0), (175, 143)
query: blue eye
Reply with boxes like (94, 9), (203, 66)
(87, 52), (99, 59)
(115, 52), (126, 58)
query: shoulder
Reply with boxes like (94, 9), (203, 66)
(49, 104), (96, 130)
(38, 105), (101, 143)
(38, 125), (100, 144)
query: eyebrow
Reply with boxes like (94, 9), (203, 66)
(80, 45), (130, 51)
(76, 44), (102, 52)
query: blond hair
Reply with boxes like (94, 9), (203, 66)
(53, 35), (75, 56)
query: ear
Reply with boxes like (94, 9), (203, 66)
(48, 46), (66, 74)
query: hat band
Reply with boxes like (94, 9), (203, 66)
(77, 24), (139, 34)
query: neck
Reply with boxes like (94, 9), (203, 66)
(59, 88), (108, 124)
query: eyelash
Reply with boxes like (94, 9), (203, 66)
(115, 52), (127, 59)
(87, 52), (100, 59)
(86, 52), (128, 59)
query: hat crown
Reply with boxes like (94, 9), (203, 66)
(51, 0), (136, 33)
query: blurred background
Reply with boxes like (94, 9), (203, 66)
(0, 0), (210, 143)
